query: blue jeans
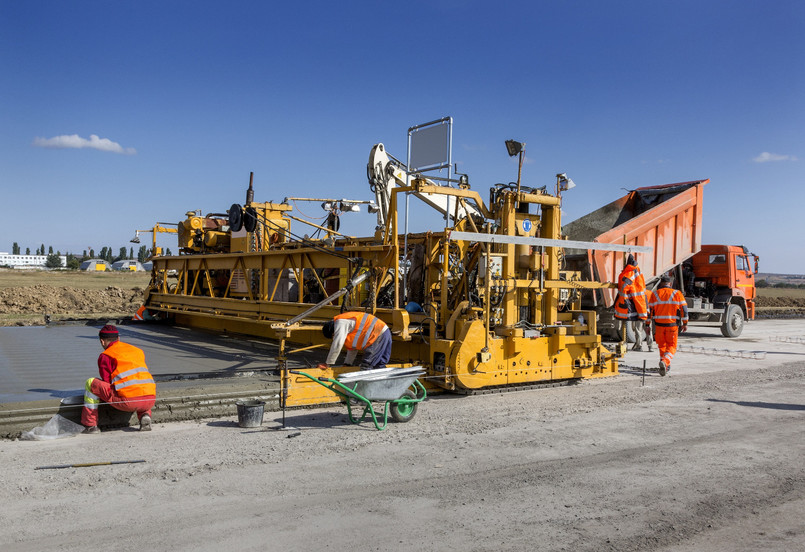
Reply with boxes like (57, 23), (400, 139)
(360, 330), (392, 369)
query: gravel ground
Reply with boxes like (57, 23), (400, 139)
(2, 318), (804, 552)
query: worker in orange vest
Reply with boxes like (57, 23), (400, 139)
(319, 311), (392, 370)
(614, 254), (648, 350)
(81, 325), (156, 433)
(132, 305), (157, 321)
(646, 273), (689, 376)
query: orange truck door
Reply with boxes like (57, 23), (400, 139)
(734, 253), (755, 319)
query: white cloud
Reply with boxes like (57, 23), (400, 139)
(753, 151), (797, 163)
(33, 134), (136, 155)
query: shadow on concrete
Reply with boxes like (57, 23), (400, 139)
(267, 411), (373, 430)
(706, 398), (805, 411)
(28, 388), (84, 399)
(206, 420), (241, 429)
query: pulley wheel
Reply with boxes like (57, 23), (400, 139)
(244, 206), (258, 232)
(228, 203), (243, 232)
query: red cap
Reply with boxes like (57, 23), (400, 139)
(99, 324), (119, 338)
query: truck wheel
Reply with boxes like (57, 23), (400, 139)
(390, 390), (418, 423)
(721, 304), (744, 337)
(617, 322), (636, 344)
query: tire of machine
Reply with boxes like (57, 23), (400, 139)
(721, 304), (744, 337)
(617, 321), (637, 344)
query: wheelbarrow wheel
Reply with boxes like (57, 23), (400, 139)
(389, 390), (418, 423)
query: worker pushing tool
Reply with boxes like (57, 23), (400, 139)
(319, 312), (391, 370)
(646, 273), (689, 376)
(81, 325), (156, 433)
(614, 253), (649, 350)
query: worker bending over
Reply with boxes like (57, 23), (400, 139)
(647, 274), (689, 376)
(614, 254), (648, 350)
(320, 312), (391, 370)
(81, 325), (156, 434)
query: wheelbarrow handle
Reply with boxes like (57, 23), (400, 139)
(288, 369), (333, 383)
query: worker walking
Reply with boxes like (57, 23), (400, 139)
(614, 254), (648, 350)
(81, 325), (156, 433)
(319, 312), (391, 370)
(646, 273), (689, 376)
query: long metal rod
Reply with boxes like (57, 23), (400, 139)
(284, 271), (370, 326)
(449, 231), (653, 253)
(36, 460), (146, 470)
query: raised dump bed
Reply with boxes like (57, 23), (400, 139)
(563, 180), (707, 337)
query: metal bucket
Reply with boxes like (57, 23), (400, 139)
(236, 400), (265, 428)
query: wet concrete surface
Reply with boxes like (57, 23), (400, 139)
(0, 323), (281, 403)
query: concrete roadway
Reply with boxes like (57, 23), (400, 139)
(0, 322), (282, 404)
(1, 318), (803, 436)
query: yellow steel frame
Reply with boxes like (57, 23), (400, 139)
(144, 180), (619, 405)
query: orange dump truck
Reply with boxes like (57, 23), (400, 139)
(563, 180), (759, 339)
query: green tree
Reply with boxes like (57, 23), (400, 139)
(26, 247), (30, 255)
(137, 245), (148, 262)
(45, 253), (63, 268)
(117, 246), (128, 262)
(67, 257), (80, 270)
(12, 242), (20, 254)
(105, 246), (113, 262)
(39, 244), (44, 255)
(99, 246), (108, 260)
(48, 245), (53, 255)
(89, 248), (95, 258)
(129, 247), (134, 259)
(755, 279), (768, 288)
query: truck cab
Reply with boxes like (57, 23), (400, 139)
(686, 245), (759, 336)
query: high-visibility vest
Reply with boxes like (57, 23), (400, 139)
(132, 306), (146, 321)
(648, 286), (689, 327)
(102, 341), (156, 398)
(336, 312), (387, 351)
(614, 264), (647, 320)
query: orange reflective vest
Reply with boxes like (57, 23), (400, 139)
(132, 306), (147, 321)
(614, 264), (647, 321)
(648, 286), (689, 327)
(102, 341), (156, 398)
(336, 312), (387, 351)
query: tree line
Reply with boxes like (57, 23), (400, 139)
(9, 242), (173, 269)
(756, 279), (805, 289)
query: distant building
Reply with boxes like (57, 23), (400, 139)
(0, 252), (67, 269)
(79, 259), (111, 271)
(111, 259), (145, 272)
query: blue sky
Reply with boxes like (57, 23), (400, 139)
(1, 1), (803, 273)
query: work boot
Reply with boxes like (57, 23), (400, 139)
(82, 426), (100, 434)
(658, 360), (667, 377)
(139, 415), (152, 432)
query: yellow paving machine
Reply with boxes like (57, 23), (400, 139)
(140, 120), (648, 406)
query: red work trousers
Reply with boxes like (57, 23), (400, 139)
(81, 378), (155, 427)
(654, 325), (679, 370)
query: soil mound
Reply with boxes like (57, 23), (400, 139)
(0, 285), (144, 325)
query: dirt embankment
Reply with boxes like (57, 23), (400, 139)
(755, 295), (805, 308)
(0, 285), (145, 326)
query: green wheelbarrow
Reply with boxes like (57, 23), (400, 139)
(288, 367), (426, 430)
